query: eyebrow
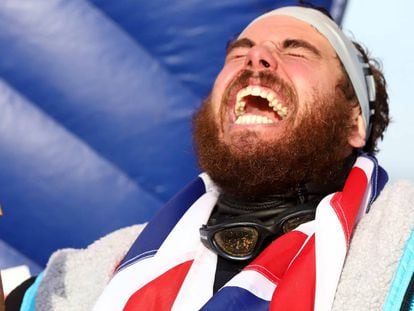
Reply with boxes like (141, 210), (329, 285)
(226, 38), (255, 55)
(282, 39), (321, 57)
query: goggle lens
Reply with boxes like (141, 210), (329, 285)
(213, 227), (259, 257)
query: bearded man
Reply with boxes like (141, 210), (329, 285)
(7, 5), (414, 311)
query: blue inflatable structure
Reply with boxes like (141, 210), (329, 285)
(0, 0), (347, 267)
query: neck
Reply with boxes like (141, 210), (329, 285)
(216, 153), (357, 213)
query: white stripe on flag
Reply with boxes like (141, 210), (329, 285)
(294, 220), (315, 236)
(314, 194), (347, 311)
(224, 269), (277, 301)
(314, 157), (374, 311)
(156, 191), (218, 258)
(172, 245), (217, 311)
(92, 190), (219, 311)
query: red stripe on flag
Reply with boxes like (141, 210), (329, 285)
(269, 235), (316, 311)
(247, 231), (308, 284)
(123, 260), (193, 311)
(330, 167), (368, 244)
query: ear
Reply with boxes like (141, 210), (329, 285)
(347, 104), (366, 149)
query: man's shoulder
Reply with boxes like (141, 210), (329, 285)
(333, 180), (414, 310)
(380, 179), (414, 196)
(45, 223), (146, 268)
(354, 179), (414, 255)
(35, 224), (145, 311)
(374, 180), (414, 213)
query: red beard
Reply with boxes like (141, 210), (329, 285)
(192, 72), (354, 200)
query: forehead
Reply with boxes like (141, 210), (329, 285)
(239, 15), (336, 56)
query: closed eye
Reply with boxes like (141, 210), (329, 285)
(226, 50), (248, 62)
(283, 39), (321, 58)
(225, 38), (255, 62)
(286, 52), (305, 58)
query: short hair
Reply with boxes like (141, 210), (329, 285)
(339, 42), (390, 154)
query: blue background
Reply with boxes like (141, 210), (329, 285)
(1, 0), (388, 269)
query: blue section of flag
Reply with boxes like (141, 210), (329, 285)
(362, 154), (388, 211)
(117, 177), (206, 271)
(200, 286), (269, 311)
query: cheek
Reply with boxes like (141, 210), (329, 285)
(211, 62), (242, 113)
(283, 64), (316, 105)
(283, 62), (337, 103)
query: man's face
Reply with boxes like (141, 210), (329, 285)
(210, 15), (345, 148)
(193, 14), (358, 198)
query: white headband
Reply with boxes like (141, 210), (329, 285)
(240, 6), (376, 136)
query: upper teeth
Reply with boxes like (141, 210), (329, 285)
(235, 85), (288, 120)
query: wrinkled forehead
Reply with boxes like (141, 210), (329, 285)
(238, 14), (335, 55)
(240, 14), (319, 39)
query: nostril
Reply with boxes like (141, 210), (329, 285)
(246, 56), (272, 69)
(260, 59), (270, 68)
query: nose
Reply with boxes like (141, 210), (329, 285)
(245, 44), (277, 71)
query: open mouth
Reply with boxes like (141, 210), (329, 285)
(234, 85), (289, 125)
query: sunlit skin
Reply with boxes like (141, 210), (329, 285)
(209, 15), (365, 150)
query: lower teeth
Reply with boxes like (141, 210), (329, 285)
(235, 115), (274, 124)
